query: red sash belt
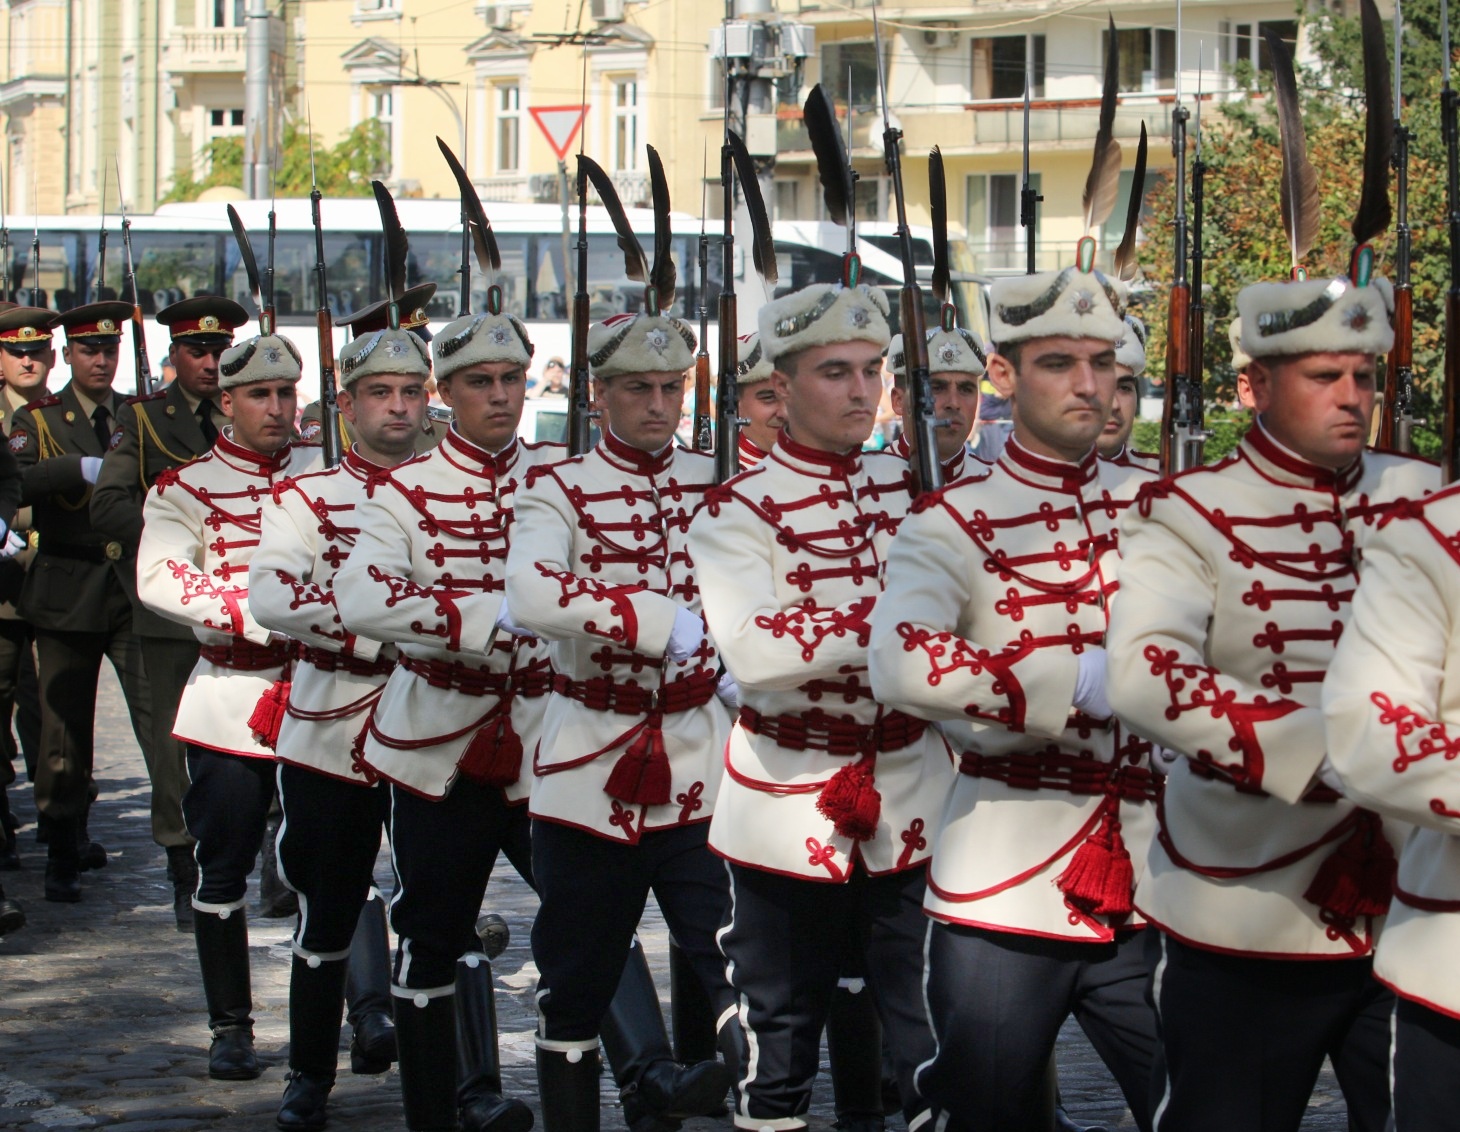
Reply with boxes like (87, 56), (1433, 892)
(201, 639), (291, 671)
(959, 750), (1159, 804)
(402, 654), (552, 698)
(738, 706), (927, 756)
(554, 669), (717, 715)
(299, 645), (396, 679)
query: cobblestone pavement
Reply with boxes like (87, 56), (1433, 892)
(0, 675), (1357, 1132)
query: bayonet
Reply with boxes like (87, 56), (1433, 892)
(1189, 49), (1207, 443)
(1384, 0), (1415, 452)
(1160, 0), (1198, 474)
(308, 103), (343, 467)
(115, 159), (154, 395)
(1020, 57), (1040, 274)
(693, 143), (713, 453)
(93, 169), (109, 303)
(29, 171), (39, 305)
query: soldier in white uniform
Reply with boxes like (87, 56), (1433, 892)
(884, 321), (985, 481)
(689, 282), (951, 1132)
(506, 307), (736, 1132)
(1106, 274), (1437, 1131)
(1098, 316), (1159, 472)
(137, 331), (316, 1081)
(869, 262), (1160, 1132)
(732, 333), (784, 467)
(250, 326), (435, 1128)
(1323, 482), (1460, 1132)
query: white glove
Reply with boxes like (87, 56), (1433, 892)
(716, 670), (740, 711)
(1072, 647), (1112, 720)
(495, 599), (537, 641)
(666, 606), (705, 663)
(81, 457), (104, 484)
(0, 530), (23, 560)
(1315, 756), (1346, 795)
(1149, 745), (1180, 777)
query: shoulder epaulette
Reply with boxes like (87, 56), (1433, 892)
(122, 390), (167, 407)
(22, 394), (61, 412)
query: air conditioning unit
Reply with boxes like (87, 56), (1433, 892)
(356, 0), (386, 11)
(592, 0), (624, 24)
(483, 3), (512, 28)
(923, 27), (957, 50)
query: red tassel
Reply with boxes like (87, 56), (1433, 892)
(1057, 805), (1134, 917)
(817, 759), (881, 842)
(604, 719), (672, 806)
(1303, 811), (1396, 924)
(458, 711), (524, 788)
(247, 679), (290, 749)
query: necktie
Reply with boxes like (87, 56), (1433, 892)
(198, 399), (218, 447)
(92, 405), (111, 452)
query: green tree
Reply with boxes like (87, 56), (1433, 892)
(161, 119), (390, 203)
(1137, 0), (1451, 458)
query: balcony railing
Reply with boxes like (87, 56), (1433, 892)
(165, 28), (246, 74)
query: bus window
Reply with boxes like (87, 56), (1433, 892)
(12, 229), (82, 311)
(861, 234), (935, 267)
(459, 234), (529, 323)
(68, 231), (127, 308)
(133, 231), (227, 315)
(528, 234), (695, 324)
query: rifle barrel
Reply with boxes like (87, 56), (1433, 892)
(714, 141), (740, 484)
(311, 188), (342, 468)
(567, 165), (593, 456)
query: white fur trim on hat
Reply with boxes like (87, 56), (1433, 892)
(887, 328), (987, 381)
(758, 283), (891, 365)
(989, 266), (1126, 348)
(218, 334), (303, 390)
(340, 328), (432, 388)
(736, 333), (774, 386)
(1237, 276), (1395, 361)
(1114, 315), (1147, 376)
(431, 312), (534, 381)
(1228, 317), (1252, 372)
(588, 311), (696, 379)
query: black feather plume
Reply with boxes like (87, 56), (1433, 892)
(803, 84), (854, 228)
(1265, 28), (1321, 269)
(647, 145), (675, 311)
(371, 180), (409, 304)
(226, 204), (263, 316)
(437, 137), (501, 274)
(929, 146), (949, 305)
(579, 155), (647, 283)
(1352, 0), (1394, 246)
(1113, 122), (1148, 281)
(727, 129), (778, 285)
(1083, 16), (1124, 233)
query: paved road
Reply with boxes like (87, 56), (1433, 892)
(0, 674), (1356, 1132)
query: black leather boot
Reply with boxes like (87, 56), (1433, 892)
(536, 1044), (601, 1132)
(667, 939), (718, 1065)
(0, 788), (20, 869)
(166, 845), (198, 933)
(75, 803), (107, 872)
(456, 951), (534, 1132)
(344, 894), (396, 1075)
(195, 906), (260, 1080)
(599, 940), (732, 1132)
(826, 980), (886, 1132)
(0, 881), (23, 934)
(276, 953), (346, 1130)
(259, 815), (299, 919)
(43, 817), (81, 903)
(394, 990), (461, 1130)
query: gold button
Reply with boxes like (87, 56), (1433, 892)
(105, 542), (122, 561)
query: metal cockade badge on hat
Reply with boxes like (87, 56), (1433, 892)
(488, 325), (512, 346)
(1070, 289), (1097, 316)
(645, 328), (671, 354)
(384, 338), (409, 358)
(848, 306), (872, 330)
(938, 342), (960, 365)
(263, 346), (282, 365)
(1344, 304), (1372, 332)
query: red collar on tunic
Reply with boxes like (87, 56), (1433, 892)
(771, 427), (863, 478)
(1243, 421), (1361, 494)
(998, 437), (1097, 494)
(216, 431), (292, 476)
(599, 428), (675, 476)
(445, 425), (519, 477)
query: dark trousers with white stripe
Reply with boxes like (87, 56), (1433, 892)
(919, 922), (1158, 1132)
(1151, 933), (1391, 1132)
(1394, 996), (1460, 1132)
(275, 763), (389, 954)
(718, 861), (933, 1131)
(388, 778), (533, 991)
(182, 745), (275, 907)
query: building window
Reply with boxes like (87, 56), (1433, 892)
(612, 78), (639, 172)
(967, 171), (1039, 271)
(369, 89), (395, 176)
(819, 42), (879, 112)
(971, 35), (1045, 100)
(214, 0), (245, 28)
(1229, 20), (1299, 72)
(1100, 27), (1177, 93)
(496, 83), (521, 173)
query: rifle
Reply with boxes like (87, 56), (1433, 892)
(715, 48), (741, 484)
(0, 175), (10, 303)
(308, 110), (343, 468)
(1189, 62), (1207, 454)
(1159, 18), (1196, 476)
(1381, 0), (1414, 451)
(568, 155), (593, 456)
(27, 174), (38, 307)
(116, 163), (154, 396)
(1020, 57), (1041, 275)
(872, 11), (939, 495)
(92, 173), (109, 303)
(1442, 0), (1460, 482)
(693, 147), (713, 454)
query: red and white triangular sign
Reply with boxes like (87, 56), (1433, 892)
(529, 105), (589, 162)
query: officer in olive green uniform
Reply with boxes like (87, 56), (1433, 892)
(299, 283), (447, 454)
(89, 296), (248, 927)
(9, 302), (154, 903)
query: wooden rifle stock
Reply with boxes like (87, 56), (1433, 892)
(693, 352), (713, 453)
(715, 293), (739, 483)
(1160, 284), (1190, 476)
(1382, 287), (1413, 451)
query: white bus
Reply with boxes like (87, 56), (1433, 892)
(11, 198), (988, 415)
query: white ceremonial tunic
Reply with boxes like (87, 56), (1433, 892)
(137, 432), (318, 759)
(869, 440), (1157, 942)
(332, 428), (559, 801)
(1101, 445), (1161, 474)
(1324, 484), (1460, 1016)
(250, 447), (397, 783)
(690, 432), (953, 882)
(1107, 423), (1437, 958)
(506, 431), (728, 842)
